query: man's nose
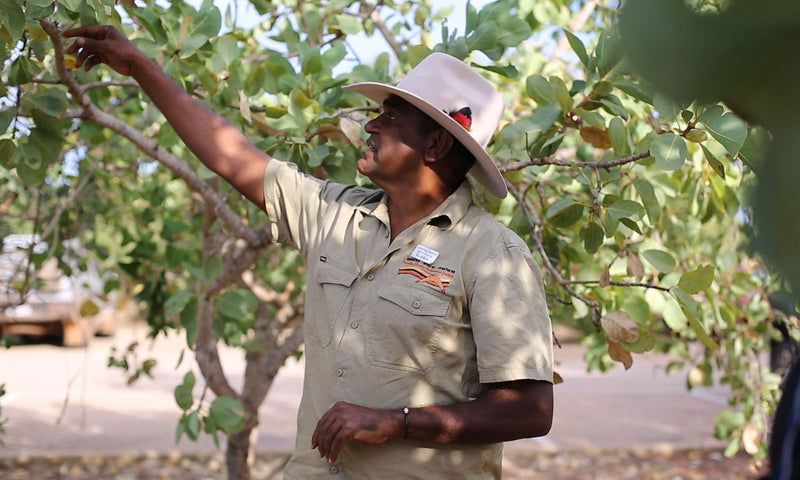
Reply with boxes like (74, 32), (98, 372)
(365, 116), (380, 133)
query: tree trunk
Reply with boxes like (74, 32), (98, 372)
(226, 427), (254, 480)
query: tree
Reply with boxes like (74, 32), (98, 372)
(0, 0), (793, 477)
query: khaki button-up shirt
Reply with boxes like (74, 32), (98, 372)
(263, 160), (553, 480)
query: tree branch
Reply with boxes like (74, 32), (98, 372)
(565, 279), (672, 292)
(41, 18), (272, 248)
(506, 181), (602, 327)
(360, 2), (403, 59)
(195, 298), (238, 399)
(501, 151), (651, 173)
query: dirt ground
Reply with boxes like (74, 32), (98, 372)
(2, 448), (767, 480)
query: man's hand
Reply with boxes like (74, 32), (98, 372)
(63, 25), (142, 76)
(311, 401), (402, 463)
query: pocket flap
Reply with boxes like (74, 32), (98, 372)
(313, 260), (359, 287)
(378, 284), (450, 316)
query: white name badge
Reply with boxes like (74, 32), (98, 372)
(411, 244), (439, 264)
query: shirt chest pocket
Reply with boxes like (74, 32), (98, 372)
(365, 284), (453, 373)
(308, 261), (359, 348)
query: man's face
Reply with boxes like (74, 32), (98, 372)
(358, 96), (435, 189)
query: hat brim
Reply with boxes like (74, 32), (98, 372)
(344, 82), (508, 198)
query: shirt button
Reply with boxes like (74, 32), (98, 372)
(350, 321), (359, 329)
(366, 273), (375, 281)
(412, 300), (421, 309)
(329, 465), (339, 474)
(336, 368), (344, 377)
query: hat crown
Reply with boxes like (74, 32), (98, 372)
(395, 53), (504, 149)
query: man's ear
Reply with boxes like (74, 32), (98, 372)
(423, 129), (454, 164)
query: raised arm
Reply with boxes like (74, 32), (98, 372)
(63, 25), (270, 210)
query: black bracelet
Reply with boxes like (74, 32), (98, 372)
(402, 406), (410, 440)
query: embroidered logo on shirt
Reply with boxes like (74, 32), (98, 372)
(398, 260), (453, 294)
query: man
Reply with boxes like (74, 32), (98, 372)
(64, 25), (554, 479)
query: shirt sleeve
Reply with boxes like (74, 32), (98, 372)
(262, 160), (381, 259)
(467, 236), (554, 385)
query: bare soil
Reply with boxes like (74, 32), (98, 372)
(2, 448), (767, 479)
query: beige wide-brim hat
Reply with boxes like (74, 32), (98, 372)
(344, 53), (507, 198)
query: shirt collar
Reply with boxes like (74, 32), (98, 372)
(359, 181), (473, 229)
(423, 180), (473, 230)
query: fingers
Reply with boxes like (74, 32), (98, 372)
(62, 25), (114, 71)
(312, 408), (345, 462)
(62, 24), (111, 39)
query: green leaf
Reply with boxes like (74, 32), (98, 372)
(546, 198), (584, 228)
(289, 88), (315, 129)
(621, 327), (656, 354)
(300, 44), (323, 76)
(715, 410), (745, 439)
(263, 54), (296, 95)
(185, 410), (201, 441)
(495, 17), (531, 48)
(564, 29), (589, 67)
(0, 139), (15, 169)
(132, 7), (168, 44)
(474, 63), (519, 80)
(193, 3), (222, 38)
(551, 77), (573, 112)
(653, 92), (681, 120)
(619, 217), (643, 234)
(0, 107), (15, 134)
(209, 396), (246, 435)
(600, 96), (629, 119)
(8, 56), (36, 86)
(606, 199), (644, 221)
(650, 133), (687, 170)
(175, 415), (187, 443)
(641, 249), (676, 273)
(526, 75), (556, 106)
(334, 14), (362, 34)
(701, 144), (726, 179)
(633, 179), (661, 224)
(322, 45), (347, 71)
(24, 88), (69, 117)
(608, 117), (630, 156)
(215, 36), (240, 66)
(216, 288), (259, 323)
(738, 125), (770, 174)
(672, 287), (719, 350)
(0, 0), (25, 40)
(678, 265), (715, 294)
(581, 221), (604, 253)
(699, 105), (747, 157)
(245, 65), (267, 96)
(521, 103), (561, 133)
(466, 21), (498, 52)
(595, 30), (622, 78)
(174, 371), (195, 411)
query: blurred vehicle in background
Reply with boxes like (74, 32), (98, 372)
(0, 234), (122, 347)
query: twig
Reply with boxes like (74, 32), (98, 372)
(565, 279), (672, 292)
(501, 151), (651, 172)
(506, 181), (602, 327)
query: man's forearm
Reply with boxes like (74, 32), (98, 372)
(128, 55), (269, 207)
(403, 379), (553, 444)
(311, 379), (553, 462)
